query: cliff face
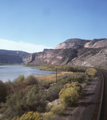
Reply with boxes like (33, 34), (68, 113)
(29, 49), (78, 65)
(27, 38), (107, 67)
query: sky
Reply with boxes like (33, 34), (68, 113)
(0, 0), (107, 53)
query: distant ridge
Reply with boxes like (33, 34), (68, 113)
(1, 38), (107, 67)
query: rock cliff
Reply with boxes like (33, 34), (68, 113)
(28, 49), (78, 65)
(27, 38), (107, 67)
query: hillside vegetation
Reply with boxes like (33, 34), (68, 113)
(0, 65), (97, 120)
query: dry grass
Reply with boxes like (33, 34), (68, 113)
(35, 72), (73, 82)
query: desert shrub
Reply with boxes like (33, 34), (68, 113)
(0, 80), (7, 102)
(43, 112), (56, 120)
(0, 102), (6, 114)
(51, 105), (65, 116)
(60, 65), (86, 72)
(46, 84), (63, 102)
(66, 72), (88, 83)
(57, 74), (69, 85)
(4, 80), (14, 94)
(57, 72), (88, 85)
(15, 75), (25, 85)
(24, 75), (38, 85)
(2, 85), (47, 120)
(59, 84), (80, 106)
(39, 81), (50, 89)
(12, 111), (41, 120)
(46, 104), (53, 112)
(86, 68), (97, 77)
(64, 82), (82, 94)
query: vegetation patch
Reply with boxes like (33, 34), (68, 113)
(0, 65), (97, 120)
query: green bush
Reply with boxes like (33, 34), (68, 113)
(66, 72), (88, 83)
(2, 85), (47, 120)
(51, 105), (65, 116)
(15, 75), (25, 85)
(0, 80), (7, 102)
(4, 80), (13, 93)
(24, 75), (38, 85)
(39, 81), (50, 89)
(12, 111), (41, 120)
(46, 84), (63, 102)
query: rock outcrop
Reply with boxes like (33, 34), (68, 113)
(55, 38), (90, 49)
(84, 38), (107, 48)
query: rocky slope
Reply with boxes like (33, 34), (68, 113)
(27, 38), (107, 67)
(84, 38), (107, 48)
(69, 47), (107, 67)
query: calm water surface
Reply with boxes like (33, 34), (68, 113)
(0, 65), (55, 82)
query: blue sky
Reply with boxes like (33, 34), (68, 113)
(0, 0), (107, 53)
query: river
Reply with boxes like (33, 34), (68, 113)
(0, 65), (55, 82)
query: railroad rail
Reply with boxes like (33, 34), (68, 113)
(93, 69), (107, 120)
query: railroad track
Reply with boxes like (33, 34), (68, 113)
(92, 69), (107, 120)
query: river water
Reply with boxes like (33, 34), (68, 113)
(0, 65), (55, 82)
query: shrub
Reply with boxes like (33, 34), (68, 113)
(46, 104), (53, 112)
(24, 75), (38, 85)
(86, 68), (97, 77)
(5, 80), (13, 93)
(2, 85), (47, 120)
(39, 81), (50, 89)
(67, 72), (88, 83)
(46, 84), (63, 102)
(51, 105), (65, 116)
(12, 111), (41, 120)
(0, 80), (7, 102)
(15, 75), (25, 85)
(59, 84), (80, 106)
(43, 112), (56, 120)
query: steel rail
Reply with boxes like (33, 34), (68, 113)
(96, 69), (107, 120)
(97, 69), (104, 120)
